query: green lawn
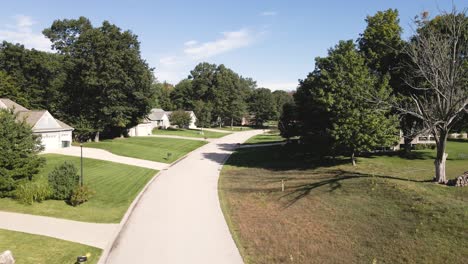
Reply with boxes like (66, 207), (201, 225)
(220, 140), (468, 264)
(243, 131), (285, 145)
(0, 154), (156, 223)
(215, 126), (255, 131)
(0, 229), (102, 264)
(152, 128), (228, 138)
(81, 137), (207, 163)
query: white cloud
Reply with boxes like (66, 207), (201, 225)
(183, 29), (256, 59)
(0, 15), (51, 51)
(184, 40), (198, 46)
(260, 11), (277, 16)
(257, 81), (298, 91)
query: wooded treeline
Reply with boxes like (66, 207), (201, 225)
(0, 17), (292, 141)
(152, 62), (293, 127)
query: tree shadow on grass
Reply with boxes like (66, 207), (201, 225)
(280, 170), (432, 208)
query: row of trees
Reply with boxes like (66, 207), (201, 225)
(0, 17), (155, 141)
(280, 8), (467, 183)
(152, 63), (293, 127)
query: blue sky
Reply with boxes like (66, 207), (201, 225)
(0, 0), (465, 90)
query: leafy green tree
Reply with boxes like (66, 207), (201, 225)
(171, 79), (195, 110)
(43, 17), (154, 141)
(279, 102), (299, 139)
(0, 71), (27, 106)
(298, 41), (399, 165)
(272, 90), (294, 120)
(193, 100), (212, 129)
(0, 41), (66, 112)
(0, 109), (45, 196)
(170, 110), (191, 128)
(248, 88), (277, 126)
(358, 9), (404, 74)
(153, 81), (174, 110)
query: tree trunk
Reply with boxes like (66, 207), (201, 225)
(434, 131), (449, 183)
(94, 131), (100, 142)
(403, 137), (412, 154)
(351, 151), (356, 166)
(231, 118), (233, 130)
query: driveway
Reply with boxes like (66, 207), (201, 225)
(105, 130), (263, 264)
(0, 211), (117, 249)
(43, 146), (169, 170)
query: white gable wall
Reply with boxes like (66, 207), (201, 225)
(34, 111), (61, 130)
(36, 130), (72, 151)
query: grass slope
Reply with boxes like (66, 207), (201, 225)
(0, 154), (156, 223)
(0, 229), (101, 264)
(243, 131), (285, 145)
(81, 137), (206, 163)
(220, 140), (468, 264)
(152, 128), (228, 138)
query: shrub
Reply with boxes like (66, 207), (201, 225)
(413, 143), (436, 150)
(48, 162), (80, 200)
(69, 185), (95, 206)
(15, 181), (51, 205)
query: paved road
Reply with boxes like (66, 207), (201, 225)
(0, 211), (117, 248)
(105, 130), (263, 264)
(43, 146), (169, 170)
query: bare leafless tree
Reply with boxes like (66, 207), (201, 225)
(396, 8), (467, 183)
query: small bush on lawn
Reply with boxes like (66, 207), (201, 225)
(48, 162), (80, 200)
(414, 143), (436, 150)
(69, 185), (95, 206)
(15, 181), (51, 205)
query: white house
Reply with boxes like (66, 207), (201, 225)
(127, 119), (152, 137)
(0, 98), (74, 151)
(148, 108), (171, 129)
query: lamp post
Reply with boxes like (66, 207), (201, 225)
(80, 143), (83, 187)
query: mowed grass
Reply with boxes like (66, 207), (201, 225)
(0, 229), (101, 264)
(152, 128), (228, 138)
(219, 140), (468, 264)
(81, 137), (206, 163)
(0, 154), (156, 223)
(243, 131), (285, 145)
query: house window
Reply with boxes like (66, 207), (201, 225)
(61, 141), (70, 148)
(418, 136), (428, 141)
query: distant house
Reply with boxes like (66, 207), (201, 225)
(0, 98), (73, 151)
(128, 108), (197, 137)
(148, 108), (171, 129)
(395, 130), (436, 150)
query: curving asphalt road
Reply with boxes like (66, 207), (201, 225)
(105, 130), (262, 264)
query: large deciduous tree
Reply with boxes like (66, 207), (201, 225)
(43, 17), (154, 141)
(297, 40), (399, 165)
(248, 88), (277, 127)
(0, 41), (66, 112)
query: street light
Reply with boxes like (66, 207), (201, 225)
(80, 143), (83, 187)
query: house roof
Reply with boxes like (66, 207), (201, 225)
(0, 98), (29, 112)
(0, 98), (73, 131)
(16, 110), (47, 127)
(148, 108), (167, 120)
